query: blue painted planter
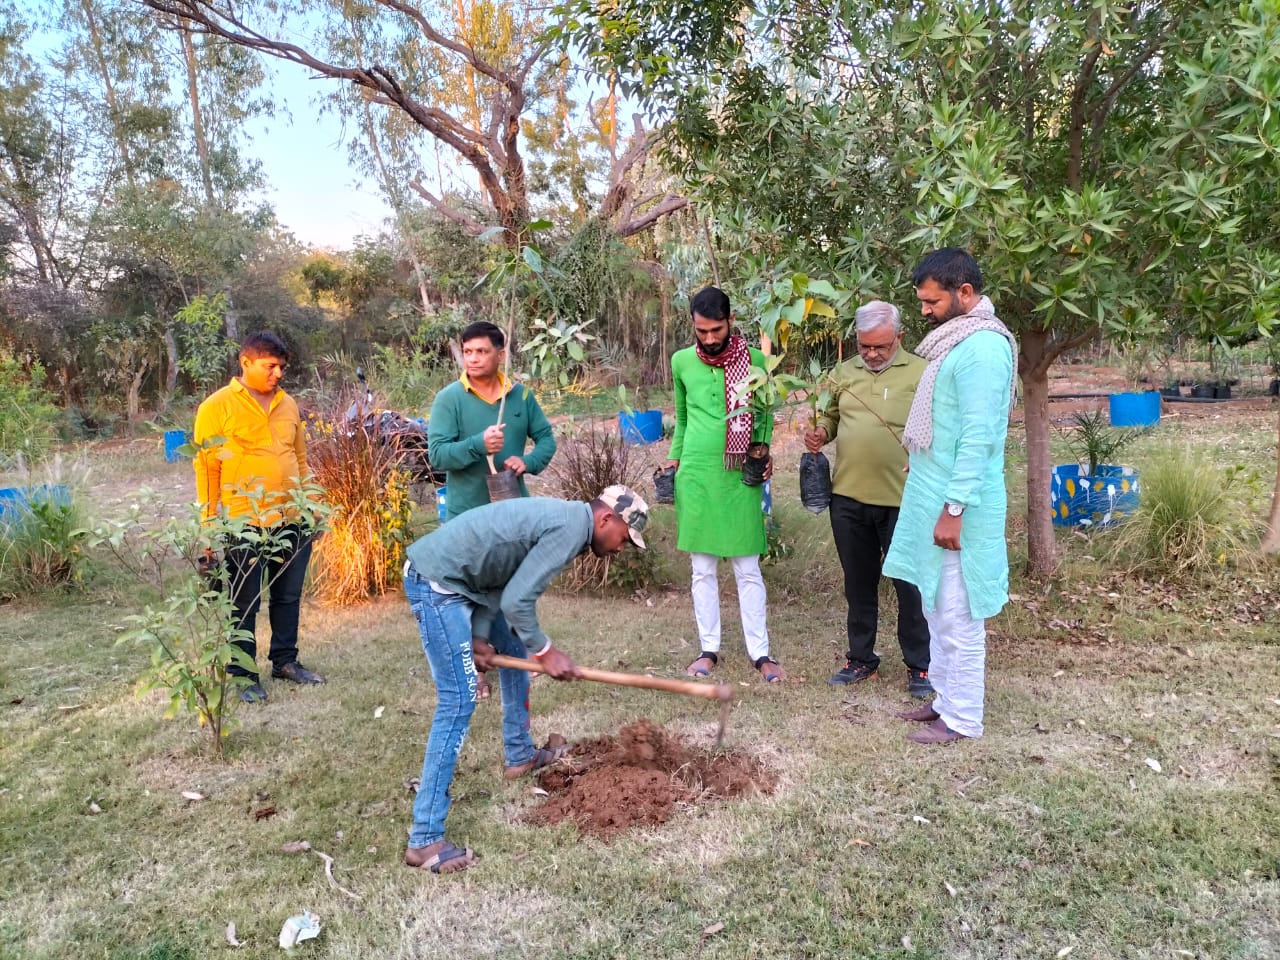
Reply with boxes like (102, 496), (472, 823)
(619, 409), (663, 445)
(163, 429), (189, 463)
(1108, 390), (1161, 427)
(1051, 464), (1140, 528)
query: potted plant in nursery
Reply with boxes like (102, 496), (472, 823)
(1051, 410), (1150, 528)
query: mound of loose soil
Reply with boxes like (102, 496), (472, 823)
(523, 719), (777, 838)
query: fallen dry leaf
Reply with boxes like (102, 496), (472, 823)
(181, 790), (205, 802)
(1057, 947), (1075, 958)
(225, 922), (244, 947)
(373, 705), (385, 719)
(944, 881), (957, 897)
(902, 935), (914, 950)
(1144, 757), (1163, 773)
(281, 840), (312, 854)
(848, 838), (872, 847)
(913, 815), (931, 825)
(701, 922), (725, 936)
(530, 787), (549, 797)
(87, 801), (102, 815)
(253, 806), (276, 821)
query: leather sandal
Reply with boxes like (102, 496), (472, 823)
(504, 738), (571, 780)
(754, 655), (785, 683)
(685, 651), (718, 677)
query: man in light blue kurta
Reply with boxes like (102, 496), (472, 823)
(884, 248), (1016, 744)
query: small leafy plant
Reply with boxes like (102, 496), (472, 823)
(91, 477), (331, 759)
(1059, 410), (1151, 475)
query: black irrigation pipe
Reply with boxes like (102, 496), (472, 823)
(1048, 392), (1268, 404)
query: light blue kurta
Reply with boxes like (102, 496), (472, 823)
(882, 330), (1014, 619)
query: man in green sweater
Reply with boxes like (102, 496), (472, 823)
(428, 320), (557, 699)
(804, 300), (931, 696)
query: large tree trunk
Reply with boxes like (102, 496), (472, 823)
(1020, 327), (1057, 578)
(163, 325), (179, 405)
(1262, 407), (1280, 553)
(80, 0), (137, 192)
(181, 23), (216, 206)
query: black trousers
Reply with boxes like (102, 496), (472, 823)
(223, 523), (314, 680)
(829, 493), (930, 673)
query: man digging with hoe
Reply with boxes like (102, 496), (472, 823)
(400, 487), (648, 874)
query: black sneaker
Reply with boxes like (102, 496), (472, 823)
(239, 682), (268, 703)
(272, 662), (327, 684)
(907, 668), (934, 698)
(828, 661), (878, 686)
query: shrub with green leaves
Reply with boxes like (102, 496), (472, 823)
(0, 350), (61, 467)
(1111, 450), (1262, 577)
(91, 481), (332, 758)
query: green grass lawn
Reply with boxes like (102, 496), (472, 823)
(1, 410), (1278, 959)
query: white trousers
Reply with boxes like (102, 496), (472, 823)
(689, 552), (771, 663)
(922, 552), (987, 738)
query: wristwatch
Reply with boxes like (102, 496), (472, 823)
(945, 502), (965, 517)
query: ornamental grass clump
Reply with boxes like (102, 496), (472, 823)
(0, 454), (90, 595)
(549, 418), (659, 593)
(1110, 449), (1261, 578)
(306, 415), (416, 605)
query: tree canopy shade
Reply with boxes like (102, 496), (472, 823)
(560, 0), (1280, 572)
(141, 0), (688, 248)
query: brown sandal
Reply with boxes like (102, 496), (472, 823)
(503, 735), (570, 780)
(754, 656), (785, 683)
(685, 651), (718, 677)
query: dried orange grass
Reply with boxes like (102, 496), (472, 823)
(307, 416), (412, 606)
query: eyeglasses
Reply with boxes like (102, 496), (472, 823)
(856, 340), (897, 355)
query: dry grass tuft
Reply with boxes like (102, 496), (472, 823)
(306, 415), (415, 605)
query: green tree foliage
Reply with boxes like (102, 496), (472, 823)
(562, 0), (1280, 572)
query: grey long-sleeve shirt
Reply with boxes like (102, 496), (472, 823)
(404, 497), (593, 652)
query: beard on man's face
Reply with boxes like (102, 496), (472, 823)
(700, 337), (728, 355)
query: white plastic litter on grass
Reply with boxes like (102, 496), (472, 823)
(279, 911), (321, 949)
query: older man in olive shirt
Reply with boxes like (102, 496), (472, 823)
(805, 301), (932, 697)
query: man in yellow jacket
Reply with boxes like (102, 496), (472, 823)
(194, 331), (325, 703)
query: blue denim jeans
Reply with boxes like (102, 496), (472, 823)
(404, 566), (535, 848)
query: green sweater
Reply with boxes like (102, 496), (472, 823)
(815, 350), (925, 507)
(405, 498), (593, 651)
(427, 378), (556, 516)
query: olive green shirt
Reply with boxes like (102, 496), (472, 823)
(815, 350), (926, 507)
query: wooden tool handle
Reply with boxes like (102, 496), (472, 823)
(488, 654), (732, 702)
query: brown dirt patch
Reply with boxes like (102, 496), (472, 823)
(523, 719), (777, 838)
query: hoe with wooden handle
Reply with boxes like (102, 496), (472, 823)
(487, 654), (735, 746)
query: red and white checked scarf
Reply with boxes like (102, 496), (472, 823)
(696, 333), (754, 470)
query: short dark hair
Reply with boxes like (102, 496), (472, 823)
(690, 286), (732, 322)
(460, 321), (505, 349)
(912, 248), (983, 293)
(240, 331), (289, 363)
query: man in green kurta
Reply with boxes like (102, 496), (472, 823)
(805, 300), (931, 696)
(428, 320), (557, 701)
(664, 286), (784, 683)
(883, 248), (1017, 745)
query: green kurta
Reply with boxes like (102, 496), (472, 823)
(669, 345), (774, 556)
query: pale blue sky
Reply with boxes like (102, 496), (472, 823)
(248, 64), (394, 249)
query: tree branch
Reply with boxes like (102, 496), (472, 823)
(616, 194), (689, 238)
(408, 178), (485, 235)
